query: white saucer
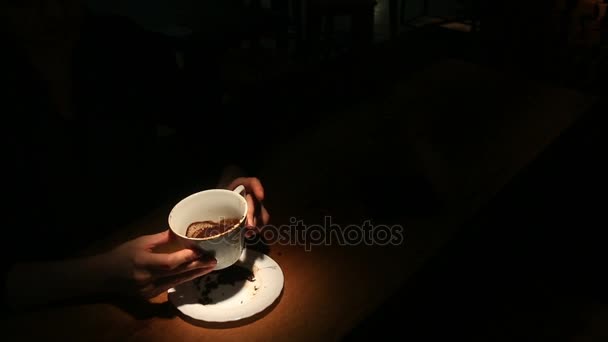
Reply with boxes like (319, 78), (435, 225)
(168, 248), (284, 322)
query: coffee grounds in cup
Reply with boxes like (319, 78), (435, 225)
(185, 218), (241, 238)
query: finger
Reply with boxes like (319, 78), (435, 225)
(144, 267), (215, 299)
(245, 221), (262, 235)
(228, 177), (264, 200)
(137, 249), (201, 271)
(136, 230), (170, 249)
(245, 210), (263, 232)
(252, 197), (268, 226)
(246, 193), (256, 227)
(151, 258), (217, 279)
(261, 206), (270, 225)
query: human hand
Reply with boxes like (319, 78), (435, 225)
(226, 177), (270, 231)
(100, 230), (216, 299)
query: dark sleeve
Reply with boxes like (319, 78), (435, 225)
(0, 120), (23, 311)
(0, 54), (53, 310)
(0, 59), (21, 308)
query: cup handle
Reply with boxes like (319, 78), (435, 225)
(233, 184), (246, 197)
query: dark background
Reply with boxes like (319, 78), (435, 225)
(2, 0), (607, 340)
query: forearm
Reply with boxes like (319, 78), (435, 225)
(4, 254), (112, 311)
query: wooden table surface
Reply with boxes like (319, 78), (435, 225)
(3, 59), (595, 341)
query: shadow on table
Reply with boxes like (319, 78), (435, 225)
(245, 234), (270, 255)
(45, 295), (178, 320)
(110, 297), (177, 320)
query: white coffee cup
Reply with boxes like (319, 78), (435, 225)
(168, 185), (247, 270)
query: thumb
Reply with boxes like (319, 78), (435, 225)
(137, 230), (171, 248)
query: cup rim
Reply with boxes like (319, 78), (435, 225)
(168, 188), (248, 241)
